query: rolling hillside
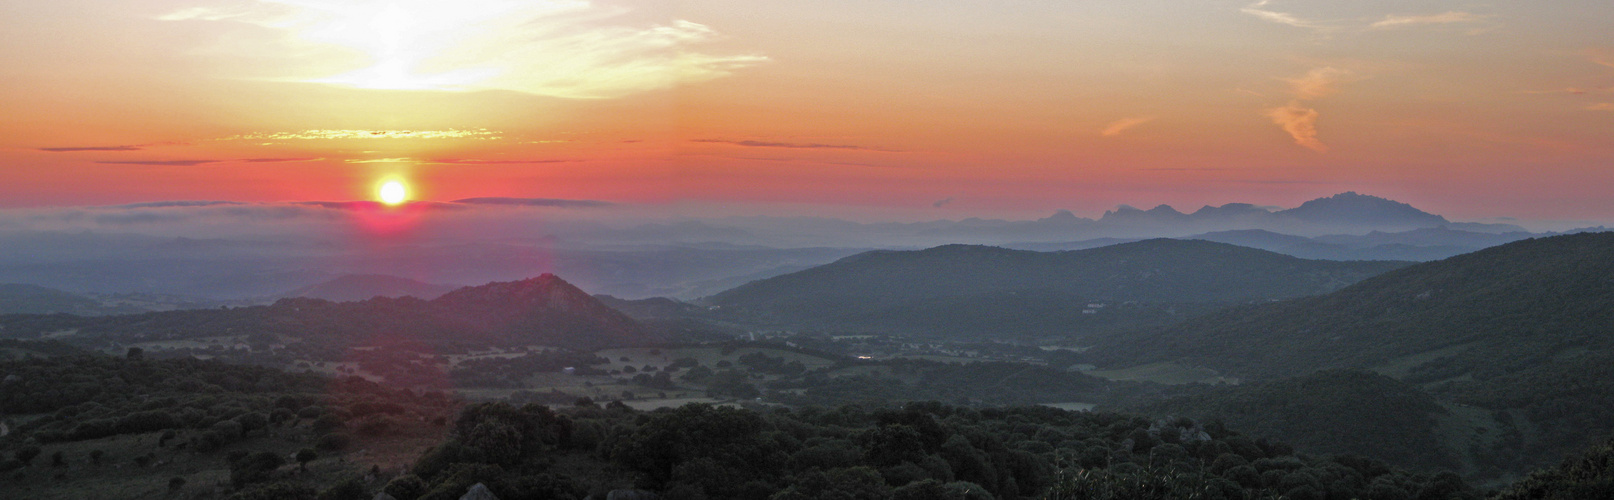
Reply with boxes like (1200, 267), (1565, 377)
(706, 239), (1410, 338)
(1091, 231), (1614, 478)
(1089, 232), (1614, 380)
(0, 274), (656, 350)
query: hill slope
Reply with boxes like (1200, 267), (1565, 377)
(279, 274), (459, 302)
(0, 274), (655, 350)
(1091, 232), (1614, 478)
(1090, 232), (1614, 380)
(0, 283), (106, 315)
(707, 239), (1410, 337)
(1117, 370), (1457, 472)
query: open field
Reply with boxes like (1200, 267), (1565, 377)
(1086, 362), (1239, 385)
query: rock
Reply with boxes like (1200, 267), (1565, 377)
(607, 490), (661, 500)
(461, 483), (499, 500)
(373, 493), (399, 500)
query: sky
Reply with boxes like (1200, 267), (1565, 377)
(2, 0), (1613, 223)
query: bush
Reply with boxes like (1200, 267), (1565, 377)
(317, 432), (353, 452)
(384, 474), (428, 500)
(230, 451), (286, 488)
(317, 475), (369, 500)
(14, 446), (41, 466)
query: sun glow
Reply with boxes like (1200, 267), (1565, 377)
(379, 180), (408, 205)
(157, 0), (766, 98)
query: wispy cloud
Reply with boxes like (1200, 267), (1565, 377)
(1241, 2), (1491, 34)
(1264, 67), (1355, 152)
(98, 160), (221, 166)
(1589, 49), (1614, 69)
(96, 158), (321, 166)
(39, 145), (145, 152)
(223, 129), (500, 141)
(1266, 102), (1327, 152)
(292, 201), (466, 211)
(1283, 67), (1354, 100)
(1101, 116), (1156, 137)
(1520, 88), (1593, 95)
(1370, 11), (1488, 29)
(1591, 103), (1614, 111)
(426, 158), (576, 165)
(103, 201), (247, 209)
(453, 197), (614, 208)
(1240, 1), (1324, 30)
(932, 197), (954, 208)
(243, 157), (322, 163)
(692, 139), (899, 152)
(159, 1), (767, 99)
(344, 158), (416, 164)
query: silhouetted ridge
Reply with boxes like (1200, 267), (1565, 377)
(1276, 191), (1448, 227)
(708, 239), (1408, 337)
(0, 274), (654, 349)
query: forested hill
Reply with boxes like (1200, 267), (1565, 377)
(705, 239), (1409, 337)
(1116, 370), (1458, 473)
(1088, 231), (1614, 380)
(0, 274), (655, 350)
(0, 283), (105, 315)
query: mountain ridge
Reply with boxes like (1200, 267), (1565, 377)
(0, 273), (655, 350)
(706, 238), (1411, 337)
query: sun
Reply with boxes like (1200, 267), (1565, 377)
(379, 180), (408, 205)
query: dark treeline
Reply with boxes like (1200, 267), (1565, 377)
(312, 400), (1482, 500)
(1116, 370), (1458, 473)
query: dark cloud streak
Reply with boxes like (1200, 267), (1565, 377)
(97, 160), (220, 166)
(40, 145), (145, 152)
(453, 197), (615, 208)
(692, 139), (901, 152)
(427, 158), (577, 165)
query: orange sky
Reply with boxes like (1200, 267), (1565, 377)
(2, 0), (1613, 222)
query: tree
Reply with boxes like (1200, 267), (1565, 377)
(14, 445), (41, 466)
(231, 451), (287, 488)
(384, 474), (427, 500)
(168, 476), (187, 492)
(317, 475), (368, 500)
(296, 448), (318, 471)
(126, 347), (144, 360)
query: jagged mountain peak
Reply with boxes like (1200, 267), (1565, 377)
(1278, 192), (1449, 227)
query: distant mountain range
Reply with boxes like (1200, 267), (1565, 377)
(278, 274), (460, 302)
(705, 239), (1411, 338)
(0, 283), (224, 316)
(0, 283), (114, 315)
(0, 192), (1591, 302)
(1007, 224), (1607, 262)
(924, 192), (1527, 243)
(0, 274), (656, 350)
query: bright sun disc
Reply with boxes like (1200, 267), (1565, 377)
(379, 181), (407, 205)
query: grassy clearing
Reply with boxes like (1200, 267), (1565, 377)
(0, 420), (437, 500)
(1040, 402), (1096, 412)
(1432, 401), (1510, 487)
(593, 346), (836, 372)
(1370, 342), (1477, 380)
(884, 354), (985, 364)
(622, 397), (724, 411)
(1086, 362), (1239, 385)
